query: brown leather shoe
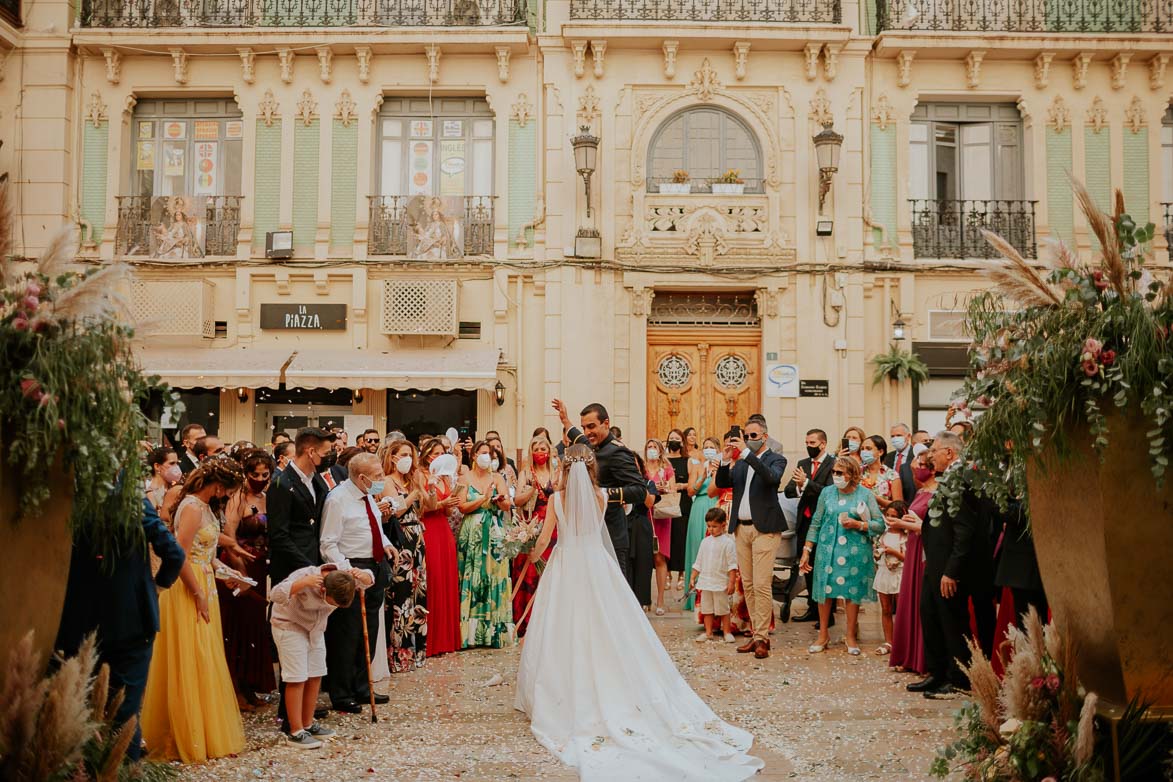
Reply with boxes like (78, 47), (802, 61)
(753, 640), (770, 659)
(736, 638), (757, 654)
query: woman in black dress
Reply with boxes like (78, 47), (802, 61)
(666, 428), (694, 595)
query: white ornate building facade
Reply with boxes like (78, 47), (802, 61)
(2, 0), (1171, 448)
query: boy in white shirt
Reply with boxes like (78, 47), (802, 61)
(270, 563), (374, 749)
(689, 507), (739, 643)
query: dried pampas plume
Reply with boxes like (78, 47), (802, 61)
(1073, 179), (1129, 298)
(981, 229), (1063, 308)
(1075, 691), (1099, 765)
(961, 637), (1003, 738)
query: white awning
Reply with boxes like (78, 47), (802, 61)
(284, 348), (500, 391)
(133, 345), (293, 389)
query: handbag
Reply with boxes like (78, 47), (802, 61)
(653, 491), (682, 520)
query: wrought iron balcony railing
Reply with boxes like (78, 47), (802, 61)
(910, 199), (1037, 260)
(570, 0), (840, 22)
(1163, 202), (1172, 259)
(368, 195), (496, 258)
(877, 0), (1172, 33)
(115, 195), (242, 258)
(79, 0), (525, 27)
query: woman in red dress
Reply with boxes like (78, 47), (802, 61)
(512, 436), (561, 636)
(420, 438), (463, 656)
(889, 449), (937, 674)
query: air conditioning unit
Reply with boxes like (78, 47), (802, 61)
(381, 279), (458, 336)
(131, 279), (216, 338)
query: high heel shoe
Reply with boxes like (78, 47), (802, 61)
(807, 642), (827, 654)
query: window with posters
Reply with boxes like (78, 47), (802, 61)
(131, 99), (243, 199)
(378, 97), (493, 198)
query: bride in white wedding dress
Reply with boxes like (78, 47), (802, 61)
(515, 445), (764, 781)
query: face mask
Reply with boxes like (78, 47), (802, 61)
(247, 477), (269, 494)
(162, 464), (183, 485)
(746, 436), (765, 452)
(913, 466), (934, 483)
(646, 449), (660, 461)
(891, 436), (907, 452)
(491, 459), (500, 472)
(367, 479), (386, 496)
(532, 452), (549, 466)
(806, 445), (822, 460)
(702, 448), (719, 462)
(847, 440), (860, 453)
(315, 451), (336, 474)
(396, 456), (413, 475)
(832, 475), (848, 490)
(476, 453), (492, 470)
(667, 440), (682, 452)
(860, 450), (875, 465)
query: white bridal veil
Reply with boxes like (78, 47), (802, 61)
(561, 457), (618, 563)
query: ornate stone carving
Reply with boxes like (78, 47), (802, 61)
(750, 93), (774, 116)
(754, 288), (779, 318)
(86, 92), (107, 128)
(871, 93), (894, 130)
(237, 48), (255, 84)
(803, 43), (820, 81)
(1034, 52), (1053, 89)
(316, 46), (332, 83)
(495, 46), (511, 82)
(278, 48), (294, 83)
(371, 93), (384, 118)
(1111, 52), (1131, 90)
(169, 48), (188, 85)
(662, 40), (678, 79)
(102, 48), (120, 85)
(765, 155), (782, 189)
(1125, 96), (1145, 133)
(1073, 52), (1093, 90)
(965, 50), (985, 88)
(636, 93), (663, 118)
(546, 84), (562, 114)
(897, 50), (915, 88)
(689, 58), (722, 102)
(823, 43), (841, 81)
(1086, 97), (1108, 133)
(1016, 97), (1032, 127)
(123, 93), (137, 117)
(1150, 53), (1169, 91)
(1046, 95), (1070, 133)
(335, 89), (357, 127)
(647, 203), (767, 235)
(809, 88), (832, 126)
(425, 44), (441, 83)
(571, 40), (587, 78)
(590, 40), (606, 78)
(355, 46), (372, 84)
(511, 92), (534, 127)
(631, 288), (656, 317)
(296, 89), (317, 126)
(733, 41), (750, 80)
(681, 207), (730, 264)
(258, 89), (279, 126)
(577, 84), (601, 127)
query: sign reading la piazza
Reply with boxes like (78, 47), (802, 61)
(260, 303), (347, 331)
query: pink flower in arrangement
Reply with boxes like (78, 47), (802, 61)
(26, 282), (42, 297)
(1045, 674), (1061, 692)
(21, 294), (39, 312)
(20, 378), (43, 401)
(1082, 337), (1103, 356)
(1081, 358), (1100, 377)
(12, 315), (29, 331)
(1091, 270), (1109, 291)
(1100, 349), (1116, 366)
(56, 419), (66, 431)
(1031, 676), (1047, 691)
(30, 317), (50, 334)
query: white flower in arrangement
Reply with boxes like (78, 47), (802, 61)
(999, 718), (1022, 737)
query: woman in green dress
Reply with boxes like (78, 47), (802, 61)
(798, 456), (883, 656)
(682, 438), (723, 611)
(456, 440), (516, 649)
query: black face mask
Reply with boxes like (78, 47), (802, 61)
(806, 445), (822, 460)
(667, 440), (682, 453)
(316, 451), (337, 473)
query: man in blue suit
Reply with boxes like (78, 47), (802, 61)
(56, 497), (186, 759)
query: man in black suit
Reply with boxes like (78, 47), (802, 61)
(783, 428), (836, 623)
(177, 423), (204, 475)
(883, 422), (916, 503)
(553, 398), (647, 584)
(994, 496), (1047, 630)
(268, 426), (338, 730)
(716, 419), (787, 659)
(910, 430), (995, 697)
(56, 497), (186, 760)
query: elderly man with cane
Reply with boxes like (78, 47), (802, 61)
(320, 452), (398, 714)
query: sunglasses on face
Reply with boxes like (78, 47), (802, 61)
(832, 470), (847, 476)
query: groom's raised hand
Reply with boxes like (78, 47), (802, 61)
(551, 398), (572, 430)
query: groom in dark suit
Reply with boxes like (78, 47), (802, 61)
(553, 398), (647, 585)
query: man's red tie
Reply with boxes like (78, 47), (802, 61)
(364, 496), (385, 562)
(323, 471), (337, 490)
(895, 453), (903, 471)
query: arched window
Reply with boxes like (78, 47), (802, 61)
(647, 107), (763, 193)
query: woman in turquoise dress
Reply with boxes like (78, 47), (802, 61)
(683, 438), (722, 611)
(455, 440), (516, 649)
(798, 456), (883, 656)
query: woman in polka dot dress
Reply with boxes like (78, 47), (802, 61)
(798, 456), (883, 657)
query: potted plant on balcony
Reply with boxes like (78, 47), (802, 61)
(870, 344), (930, 386)
(936, 181), (1173, 709)
(659, 170), (692, 195)
(711, 169), (745, 195)
(0, 183), (173, 669)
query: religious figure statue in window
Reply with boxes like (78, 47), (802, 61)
(149, 195), (205, 260)
(408, 197), (462, 261)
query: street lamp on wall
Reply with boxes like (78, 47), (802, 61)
(494, 380), (506, 407)
(812, 122), (843, 214)
(892, 316), (907, 341)
(571, 125), (599, 219)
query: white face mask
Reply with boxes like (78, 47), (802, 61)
(702, 448), (719, 462)
(491, 458), (500, 472)
(395, 456), (413, 475)
(646, 448), (660, 461)
(476, 453), (492, 470)
(832, 475), (848, 490)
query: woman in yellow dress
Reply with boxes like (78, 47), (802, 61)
(141, 457), (247, 762)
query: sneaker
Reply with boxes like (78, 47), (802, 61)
(723, 633), (736, 643)
(287, 730), (323, 750)
(695, 632), (711, 643)
(306, 722), (335, 739)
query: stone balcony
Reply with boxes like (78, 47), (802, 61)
(77, 0), (526, 27)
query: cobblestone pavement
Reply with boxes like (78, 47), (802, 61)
(177, 600), (958, 781)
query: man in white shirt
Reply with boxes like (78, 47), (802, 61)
(320, 452), (396, 713)
(884, 422), (916, 501)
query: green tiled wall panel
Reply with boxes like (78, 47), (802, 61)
(1046, 128), (1074, 245)
(330, 120), (358, 252)
(508, 120), (537, 253)
(293, 120), (321, 251)
(1122, 128), (1149, 225)
(869, 125), (897, 249)
(1083, 128), (1111, 214)
(252, 121), (282, 252)
(81, 122), (109, 244)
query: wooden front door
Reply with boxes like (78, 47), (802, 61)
(647, 329), (761, 442)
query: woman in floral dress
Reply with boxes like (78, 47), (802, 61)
(859, 434), (903, 511)
(381, 440), (428, 672)
(456, 440), (515, 648)
(511, 436), (561, 636)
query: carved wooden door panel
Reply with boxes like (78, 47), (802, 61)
(648, 330), (760, 442)
(705, 347), (760, 439)
(647, 343), (702, 441)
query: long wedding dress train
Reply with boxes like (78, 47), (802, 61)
(515, 462), (764, 781)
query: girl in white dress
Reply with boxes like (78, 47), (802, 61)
(872, 500), (908, 656)
(515, 445), (763, 782)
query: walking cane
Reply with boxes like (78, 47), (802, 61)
(358, 587), (378, 724)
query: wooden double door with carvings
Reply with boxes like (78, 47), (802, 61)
(647, 329), (761, 443)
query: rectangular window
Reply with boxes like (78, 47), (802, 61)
(377, 98), (493, 196)
(131, 99), (243, 198)
(1162, 106), (1173, 204)
(909, 103), (1023, 201)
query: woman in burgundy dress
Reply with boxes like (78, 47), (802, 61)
(219, 448), (277, 709)
(889, 450), (937, 674)
(420, 438), (462, 657)
(512, 436), (560, 636)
